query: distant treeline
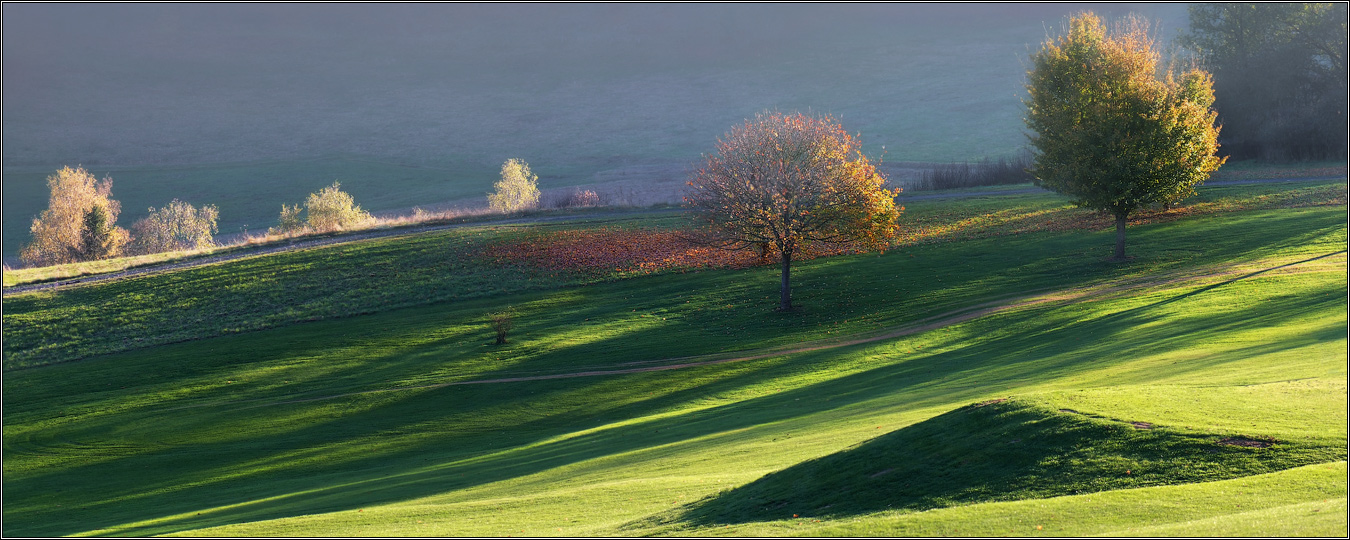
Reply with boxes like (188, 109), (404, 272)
(1183, 3), (1347, 161)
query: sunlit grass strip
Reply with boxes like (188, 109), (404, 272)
(726, 462), (1347, 537)
(5, 244), (1343, 536)
(894, 180), (1347, 248)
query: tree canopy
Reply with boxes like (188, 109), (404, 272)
(686, 111), (900, 311)
(488, 159), (541, 213)
(1180, 3), (1347, 160)
(21, 166), (130, 267)
(129, 199), (220, 255)
(1026, 13), (1226, 261)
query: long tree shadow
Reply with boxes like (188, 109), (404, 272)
(9, 265), (1344, 537)
(4, 210), (1345, 536)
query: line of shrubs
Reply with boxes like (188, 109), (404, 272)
(15, 158), (597, 270)
(16, 166), (377, 268)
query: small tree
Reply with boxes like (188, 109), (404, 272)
(488, 159), (541, 213)
(305, 182), (372, 231)
(1026, 13), (1225, 261)
(21, 166), (130, 266)
(77, 202), (128, 261)
(270, 204), (306, 235)
(129, 199), (220, 255)
(686, 111), (901, 311)
(490, 310), (515, 345)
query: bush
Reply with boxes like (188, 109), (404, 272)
(488, 159), (541, 213)
(305, 182), (372, 231)
(489, 310), (515, 345)
(20, 166), (130, 267)
(268, 183), (371, 235)
(545, 188), (603, 209)
(129, 199), (220, 255)
(270, 204), (306, 235)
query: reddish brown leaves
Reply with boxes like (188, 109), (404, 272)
(483, 228), (864, 276)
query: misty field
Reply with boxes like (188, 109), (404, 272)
(3, 179), (1345, 536)
(3, 4), (1345, 538)
(1, 4), (1189, 259)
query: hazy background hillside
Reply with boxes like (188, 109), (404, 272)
(1, 3), (1187, 258)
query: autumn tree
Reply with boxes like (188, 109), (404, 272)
(129, 199), (220, 255)
(686, 111), (900, 311)
(20, 166), (130, 266)
(1026, 13), (1226, 261)
(488, 159), (541, 213)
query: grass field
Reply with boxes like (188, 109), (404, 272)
(2, 179), (1345, 537)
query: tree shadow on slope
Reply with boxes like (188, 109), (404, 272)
(654, 399), (1346, 527)
(4, 211), (1345, 536)
(6, 257), (1345, 537)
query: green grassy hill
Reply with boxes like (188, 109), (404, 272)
(2, 179), (1345, 536)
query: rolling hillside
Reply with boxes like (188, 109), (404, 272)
(3, 178), (1344, 537)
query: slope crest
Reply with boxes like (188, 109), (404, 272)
(654, 397), (1345, 526)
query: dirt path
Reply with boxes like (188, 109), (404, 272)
(167, 250), (1345, 412)
(6, 175), (1342, 296)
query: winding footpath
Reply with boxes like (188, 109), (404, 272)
(164, 249), (1345, 412)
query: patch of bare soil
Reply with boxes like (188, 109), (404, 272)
(1218, 436), (1275, 448)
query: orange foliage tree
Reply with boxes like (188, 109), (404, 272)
(686, 111), (901, 311)
(20, 166), (130, 267)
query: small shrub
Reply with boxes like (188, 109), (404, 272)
(129, 199), (219, 255)
(488, 159), (541, 213)
(269, 204), (306, 236)
(489, 310), (515, 345)
(267, 183), (371, 236)
(546, 188), (603, 209)
(305, 182), (372, 231)
(569, 189), (601, 208)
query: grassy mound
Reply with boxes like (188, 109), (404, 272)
(664, 397), (1345, 526)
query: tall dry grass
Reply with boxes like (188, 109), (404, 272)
(913, 153), (1035, 191)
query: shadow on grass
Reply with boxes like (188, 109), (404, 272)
(2, 209), (1346, 536)
(647, 399), (1346, 527)
(7, 266), (1345, 537)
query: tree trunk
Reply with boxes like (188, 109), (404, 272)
(779, 250), (793, 311)
(1113, 213), (1127, 261)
